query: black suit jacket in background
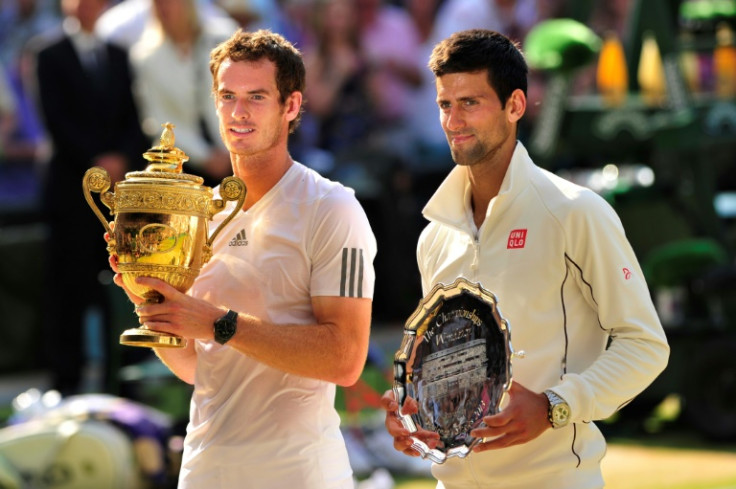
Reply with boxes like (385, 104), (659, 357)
(29, 30), (150, 393)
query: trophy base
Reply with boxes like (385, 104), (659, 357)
(120, 327), (187, 348)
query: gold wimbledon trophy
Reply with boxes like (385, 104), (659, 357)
(83, 123), (246, 348)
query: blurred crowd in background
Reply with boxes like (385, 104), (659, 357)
(1, 1), (736, 486)
(1, 0), (735, 394)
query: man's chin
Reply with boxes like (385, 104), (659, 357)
(450, 152), (472, 166)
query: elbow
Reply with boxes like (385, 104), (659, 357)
(642, 336), (670, 386)
(334, 360), (365, 388)
(657, 339), (671, 375)
(654, 329), (671, 368)
(334, 348), (369, 387)
(336, 376), (360, 388)
(179, 373), (196, 386)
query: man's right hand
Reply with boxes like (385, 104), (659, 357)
(105, 227), (145, 306)
(379, 389), (440, 457)
(108, 254), (145, 305)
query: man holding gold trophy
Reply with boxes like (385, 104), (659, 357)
(380, 30), (670, 489)
(103, 30), (376, 488)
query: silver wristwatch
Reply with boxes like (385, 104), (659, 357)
(543, 390), (570, 429)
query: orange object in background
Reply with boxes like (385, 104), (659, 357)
(713, 22), (736, 98)
(597, 31), (629, 107)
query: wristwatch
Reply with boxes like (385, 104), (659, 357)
(543, 390), (570, 429)
(214, 309), (238, 344)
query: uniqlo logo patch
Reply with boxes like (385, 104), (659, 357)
(507, 229), (527, 249)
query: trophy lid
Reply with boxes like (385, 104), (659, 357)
(127, 122), (204, 185)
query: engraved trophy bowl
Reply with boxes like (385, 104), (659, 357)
(392, 277), (514, 464)
(82, 122), (246, 348)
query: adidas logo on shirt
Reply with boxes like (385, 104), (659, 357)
(229, 229), (248, 246)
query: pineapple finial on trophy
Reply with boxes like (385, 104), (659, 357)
(160, 121), (175, 147)
(142, 122), (189, 173)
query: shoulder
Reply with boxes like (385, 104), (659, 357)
(285, 163), (360, 206)
(29, 28), (66, 58)
(523, 164), (627, 251)
(528, 164), (615, 219)
(291, 166), (373, 242)
(417, 219), (454, 259)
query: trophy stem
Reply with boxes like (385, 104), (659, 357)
(119, 326), (186, 348)
(120, 293), (187, 348)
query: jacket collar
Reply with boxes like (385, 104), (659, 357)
(422, 141), (533, 231)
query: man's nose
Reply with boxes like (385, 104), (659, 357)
(231, 99), (250, 119)
(444, 107), (465, 131)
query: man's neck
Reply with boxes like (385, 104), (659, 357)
(467, 141), (516, 228)
(233, 151), (294, 211)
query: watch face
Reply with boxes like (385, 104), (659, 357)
(215, 311), (238, 344)
(553, 404), (570, 425)
(219, 321), (236, 338)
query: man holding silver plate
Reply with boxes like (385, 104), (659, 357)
(381, 29), (669, 489)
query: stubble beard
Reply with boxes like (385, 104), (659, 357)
(221, 123), (285, 160)
(450, 139), (488, 167)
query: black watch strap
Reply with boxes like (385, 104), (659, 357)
(214, 309), (238, 344)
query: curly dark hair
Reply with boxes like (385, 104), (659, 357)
(210, 29), (306, 133)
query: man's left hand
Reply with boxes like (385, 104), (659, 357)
(133, 277), (226, 341)
(470, 381), (551, 451)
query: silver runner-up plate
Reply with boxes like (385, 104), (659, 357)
(392, 277), (513, 464)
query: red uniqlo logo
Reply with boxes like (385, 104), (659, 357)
(507, 229), (527, 249)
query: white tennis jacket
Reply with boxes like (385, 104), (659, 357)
(417, 142), (669, 489)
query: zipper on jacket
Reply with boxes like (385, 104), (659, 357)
(470, 234), (480, 271)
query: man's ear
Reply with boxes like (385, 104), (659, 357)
(285, 91), (303, 122)
(506, 88), (527, 124)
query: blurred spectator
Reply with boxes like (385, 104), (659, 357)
(356, 0), (422, 158)
(0, 66), (15, 140)
(0, 62), (38, 168)
(0, 0), (58, 171)
(588, 0), (632, 40)
(493, 0), (545, 43)
(0, 0), (58, 68)
(95, 0), (237, 48)
(216, 0), (285, 32)
(28, 0), (150, 394)
(277, 0), (318, 49)
(129, 0), (234, 187)
(302, 0), (376, 157)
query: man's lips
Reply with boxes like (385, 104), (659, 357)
(450, 133), (473, 145)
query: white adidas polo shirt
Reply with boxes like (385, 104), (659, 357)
(179, 162), (376, 489)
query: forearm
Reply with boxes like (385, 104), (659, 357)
(227, 298), (372, 386)
(555, 330), (669, 423)
(130, 281), (372, 387)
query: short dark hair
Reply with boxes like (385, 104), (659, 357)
(429, 29), (528, 108)
(210, 29), (305, 133)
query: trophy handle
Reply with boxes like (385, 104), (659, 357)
(82, 167), (115, 239)
(206, 176), (247, 257)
